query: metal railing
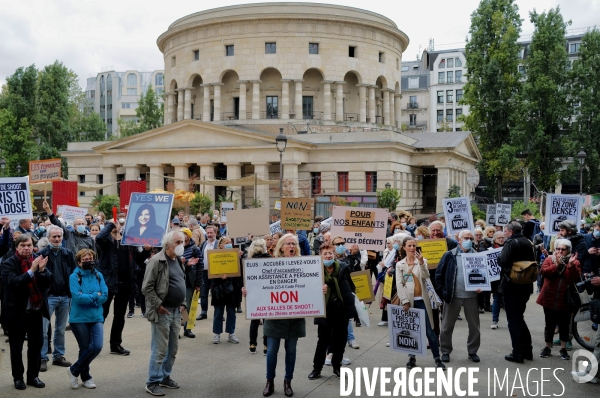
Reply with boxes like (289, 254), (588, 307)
(221, 112), (239, 120)
(344, 113), (359, 121)
(260, 111), (280, 119)
(407, 102), (419, 109)
(407, 121), (427, 129)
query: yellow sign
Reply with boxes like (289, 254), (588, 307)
(351, 270), (374, 303)
(281, 198), (314, 230)
(417, 238), (449, 268)
(383, 273), (393, 300)
(186, 290), (200, 330)
(207, 249), (241, 279)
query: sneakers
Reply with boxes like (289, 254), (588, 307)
(159, 377), (180, 389)
(110, 345), (130, 356)
(196, 313), (207, 321)
(491, 322), (498, 330)
(377, 321), (388, 326)
(236, 307), (243, 313)
(540, 347), (551, 358)
(348, 339), (359, 349)
(40, 359), (47, 372)
(250, 344), (257, 353)
(325, 353), (332, 366)
(263, 346), (268, 356)
(552, 338), (561, 346)
(228, 333), (239, 344)
(213, 334), (221, 344)
(52, 357), (72, 367)
(406, 357), (417, 369)
(342, 357), (351, 365)
(559, 348), (570, 360)
(67, 368), (79, 389)
(127, 311), (134, 318)
(145, 383), (165, 396)
(83, 378), (96, 389)
(141, 312), (146, 318)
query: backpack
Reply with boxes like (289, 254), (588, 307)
(531, 220), (542, 240)
(77, 270), (102, 286)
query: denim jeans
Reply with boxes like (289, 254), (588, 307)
(70, 322), (103, 382)
(213, 304), (236, 334)
(147, 307), (181, 385)
(492, 292), (503, 323)
(266, 336), (298, 381)
(200, 270), (210, 314)
(347, 321), (354, 342)
(409, 299), (440, 360)
(41, 295), (70, 361)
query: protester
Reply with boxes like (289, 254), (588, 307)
(415, 226), (430, 240)
(484, 226), (496, 241)
(377, 234), (404, 327)
(521, 209), (540, 241)
(44, 201), (95, 256)
(67, 249), (108, 389)
(428, 221), (457, 250)
(475, 219), (486, 230)
(197, 225), (218, 321)
(246, 238), (270, 355)
(89, 224), (101, 239)
(406, 217), (418, 236)
(490, 231), (506, 330)
(474, 228), (491, 313)
(211, 236), (241, 344)
(180, 228), (201, 338)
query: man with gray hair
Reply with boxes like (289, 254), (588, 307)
(142, 231), (187, 396)
(43, 201), (94, 257)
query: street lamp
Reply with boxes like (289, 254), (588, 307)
(275, 128), (288, 199)
(16, 163), (22, 177)
(577, 147), (587, 195)
(0, 159), (5, 177)
(385, 182), (391, 190)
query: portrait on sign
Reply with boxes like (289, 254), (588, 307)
(121, 193), (174, 246)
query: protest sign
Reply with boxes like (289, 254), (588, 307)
(233, 236), (247, 247)
(270, 220), (283, 235)
(227, 207), (270, 238)
(387, 305), (427, 357)
(0, 177), (33, 219)
(495, 203), (511, 226)
(186, 290), (200, 330)
(351, 270), (374, 303)
(274, 200), (281, 210)
(28, 158), (61, 183)
(417, 238), (448, 268)
(485, 247), (503, 282)
(244, 255), (325, 319)
(121, 193), (173, 246)
(545, 194), (583, 236)
(486, 204), (497, 226)
(208, 249), (241, 278)
(442, 197), (474, 235)
(461, 252), (491, 291)
(330, 206), (388, 250)
(383, 273), (393, 300)
(281, 198), (313, 230)
(57, 205), (87, 225)
(220, 202), (235, 223)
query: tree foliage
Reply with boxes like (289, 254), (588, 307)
(118, 84), (163, 137)
(94, 194), (120, 216)
(190, 192), (214, 215)
(376, 188), (401, 211)
(0, 109), (37, 176)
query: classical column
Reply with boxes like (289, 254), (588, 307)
(281, 80), (290, 120)
(199, 164), (215, 201)
(124, 164), (141, 181)
(166, 92), (175, 125)
(323, 81), (332, 121)
(202, 84), (211, 122)
(226, 163), (243, 204)
(102, 166), (118, 195)
(368, 86), (376, 123)
(436, 166), (451, 212)
(252, 163), (271, 208)
(173, 164), (189, 190)
(252, 81), (260, 120)
(183, 88), (192, 120)
(177, 89), (184, 121)
(389, 92), (396, 127)
(283, 163), (299, 197)
(394, 94), (402, 128)
(148, 164), (165, 191)
(238, 81), (247, 120)
(294, 80), (303, 119)
(383, 90), (390, 125)
(358, 85), (367, 123)
(335, 81), (344, 122)
(213, 84), (221, 121)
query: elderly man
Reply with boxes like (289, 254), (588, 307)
(36, 225), (77, 372)
(142, 231), (187, 396)
(180, 228), (201, 338)
(428, 221), (458, 251)
(43, 201), (94, 257)
(435, 230), (482, 364)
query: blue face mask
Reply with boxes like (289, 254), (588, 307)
(594, 230), (600, 238)
(76, 225), (86, 234)
(401, 223), (407, 228)
(323, 259), (335, 267)
(38, 226), (46, 232)
(393, 229), (400, 234)
(335, 245), (346, 255)
(224, 244), (233, 249)
(416, 235), (423, 240)
(313, 228), (319, 234)
(392, 243), (400, 251)
(461, 239), (473, 251)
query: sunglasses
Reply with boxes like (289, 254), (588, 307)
(333, 242), (346, 246)
(462, 237), (475, 241)
(554, 247), (567, 252)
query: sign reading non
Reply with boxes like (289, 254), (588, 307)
(486, 204), (497, 226)
(281, 198), (313, 230)
(417, 238), (448, 268)
(545, 194), (583, 236)
(220, 202), (235, 223)
(243, 255), (325, 319)
(330, 206), (388, 250)
(28, 158), (62, 183)
(387, 305), (427, 357)
(486, 248), (503, 282)
(461, 252), (491, 291)
(442, 197), (474, 235)
(0, 177), (33, 219)
(495, 203), (512, 226)
(121, 193), (173, 246)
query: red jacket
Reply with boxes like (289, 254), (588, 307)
(536, 256), (581, 311)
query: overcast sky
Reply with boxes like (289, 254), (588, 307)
(0, 0), (597, 89)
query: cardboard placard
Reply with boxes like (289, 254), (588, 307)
(220, 202), (235, 223)
(486, 204), (497, 226)
(269, 220), (283, 235)
(28, 158), (62, 183)
(120, 193), (174, 246)
(243, 255), (326, 319)
(442, 197), (475, 235)
(417, 238), (448, 268)
(351, 270), (375, 303)
(330, 206), (388, 250)
(281, 198), (314, 230)
(383, 273), (393, 300)
(387, 305), (427, 357)
(0, 177), (33, 219)
(57, 205), (88, 225)
(485, 247), (503, 282)
(495, 203), (511, 226)
(227, 207), (270, 238)
(461, 252), (492, 291)
(207, 249), (241, 278)
(545, 194), (583, 236)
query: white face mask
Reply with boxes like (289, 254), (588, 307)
(174, 244), (184, 257)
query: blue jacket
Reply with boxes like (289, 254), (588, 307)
(297, 231), (311, 256)
(69, 267), (108, 324)
(435, 247), (475, 304)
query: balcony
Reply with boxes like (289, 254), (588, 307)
(407, 102), (419, 109)
(407, 121), (427, 130)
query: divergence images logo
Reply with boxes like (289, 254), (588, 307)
(572, 349), (599, 383)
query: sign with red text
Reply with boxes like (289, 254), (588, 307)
(28, 158), (62, 183)
(330, 206), (388, 250)
(243, 255), (325, 320)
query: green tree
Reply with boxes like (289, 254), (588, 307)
(118, 84), (163, 137)
(36, 61), (73, 150)
(463, 0), (523, 201)
(72, 112), (107, 141)
(190, 192), (213, 215)
(513, 8), (572, 192)
(447, 185), (461, 198)
(95, 194), (120, 216)
(0, 65), (38, 126)
(571, 29), (600, 192)
(376, 188), (401, 211)
(510, 200), (541, 220)
(0, 109), (37, 176)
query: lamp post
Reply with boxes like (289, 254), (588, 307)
(275, 128), (288, 199)
(577, 147), (587, 195)
(0, 159), (5, 177)
(16, 164), (22, 177)
(385, 182), (391, 190)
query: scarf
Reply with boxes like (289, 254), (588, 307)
(17, 254), (43, 310)
(324, 261), (343, 305)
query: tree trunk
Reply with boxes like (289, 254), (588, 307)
(496, 177), (503, 203)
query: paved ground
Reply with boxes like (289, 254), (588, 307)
(0, 292), (599, 397)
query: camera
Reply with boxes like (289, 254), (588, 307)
(576, 272), (595, 293)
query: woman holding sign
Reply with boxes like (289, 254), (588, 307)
(396, 238), (446, 370)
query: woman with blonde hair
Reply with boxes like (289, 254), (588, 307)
(415, 226), (430, 240)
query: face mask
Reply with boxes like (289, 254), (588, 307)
(323, 259), (335, 267)
(201, 223), (207, 228)
(393, 243), (400, 251)
(224, 244), (233, 249)
(99, 224), (104, 230)
(174, 244), (184, 257)
(401, 223), (407, 228)
(416, 235), (423, 240)
(313, 228), (319, 234)
(394, 229), (400, 234)
(38, 226), (46, 232)
(81, 261), (96, 270)
(76, 225), (86, 234)
(594, 230), (600, 238)
(118, 218), (126, 225)
(51, 242), (61, 251)
(86, 220), (91, 226)
(461, 239), (473, 251)
(335, 245), (346, 255)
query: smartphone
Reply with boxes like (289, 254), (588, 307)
(416, 246), (422, 254)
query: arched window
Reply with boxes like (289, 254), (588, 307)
(127, 73), (137, 86)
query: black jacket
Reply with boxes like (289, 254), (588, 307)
(497, 233), (536, 294)
(435, 247), (475, 304)
(568, 233), (587, 263)
(315, 260), (357, 325)
(35, 246), (77, 297)
(182, 242), (202, 289)
(583, 233), (600, 298)
(49, 214), (95, 256)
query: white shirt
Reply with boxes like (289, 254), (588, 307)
(203, 240), (217, 270)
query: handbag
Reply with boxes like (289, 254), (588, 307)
(566, 282), (582, 311)
(212, 280), (234, 301)
(510, 261), (539, 284)
(353, 293), (370, 327)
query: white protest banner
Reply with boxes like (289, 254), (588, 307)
(330, 207), (388, 250)
(220, 202), (235, 223)
(387, 305), (427, 357)
(461, 252), (491, 291)
(269, 220), (283, 235)
(486, 247), (503, 282)
(495, 203), (511, 226)
(0, 177), (33, 219)
(545, 194), (583, 236)
(58, 205), (88, 225)
(243, 255), (325, 319)
(486, 204), (497, 226)
(443, 197), (474, 235)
